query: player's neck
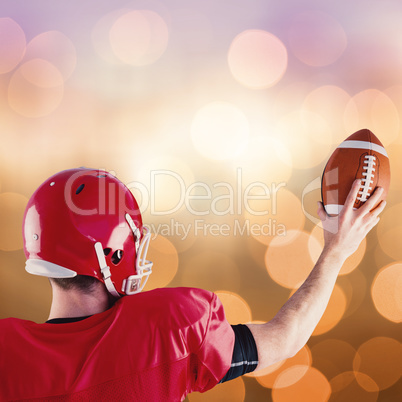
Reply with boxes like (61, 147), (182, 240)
(48, 283), (112, 321)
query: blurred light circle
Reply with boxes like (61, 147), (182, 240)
(385, 84), (402, 109)
(245, 189), (305, 247)
(353, 337), (402, 390)
(312, 284), (347, 335)
(19, 59), (64, 88)
(215, 291), (252, 324)
(274, 365), (309, 389)
(92, 9), (129, 64)
(265, 231), (317, 289)
(8, 59), (64, 117)
(302, 85), (352, 144)
(288, 11), (347, 67)
(344, 89), (399, 146)
(110, 11), (149, 63)
(256, 345), (312, 388)
(309, 224), (366, 275)
(0, 18), (26, 74)
(311, 339), (356, 381)
(398, 274), (402, 312)
(144, 234), (178, 290)
(377, 203), (402, 260)
(181, 251), (241, 293)
(24, 31), (76, 81)
(387, 144), (402, 191)
(188, 376), (245, 401)
(330, 371), (379, 401)
(109, 10), (168, 66)
(384, 86), (402, 146)
(0, 192), (28, 251)
(371, 263), (402, 323)
(228, 30), (287, 89)
(272, 366), (331, 402)
(191, 102), (249, 160)
(275, 110), (332, 169)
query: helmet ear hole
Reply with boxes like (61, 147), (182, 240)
(76, 184), (85, 194)
(111, 249), (123, 265)
(103, 248), (112, 256)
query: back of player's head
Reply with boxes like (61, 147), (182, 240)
(49, 275), (100, 293)
(23, 168), (153, 297)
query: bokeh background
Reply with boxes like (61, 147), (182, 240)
(1, 1), (402, 401)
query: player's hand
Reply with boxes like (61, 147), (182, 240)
(317, 179), (386, 260)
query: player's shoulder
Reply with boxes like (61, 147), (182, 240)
(119, 287), (217, 326)
(0, 317), (34, 342)
(143, 286), (214, 305)
(122, 287), (215, 311)
(0, 317), (32, 329)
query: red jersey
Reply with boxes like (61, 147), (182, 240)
(0, 287), (234, 401)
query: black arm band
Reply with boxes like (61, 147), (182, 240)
(220, 324), (259, 383)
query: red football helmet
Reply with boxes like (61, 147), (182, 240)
(23, 168), (153, 297)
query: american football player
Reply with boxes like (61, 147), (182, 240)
(0, 168), (385, 401)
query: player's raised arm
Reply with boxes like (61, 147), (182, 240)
(246, 180), (386, 372)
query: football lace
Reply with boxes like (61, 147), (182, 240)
(357, 155), (376, 202)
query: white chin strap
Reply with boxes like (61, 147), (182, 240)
(94, 242), (120, 298)
(94, 216), (153, 297)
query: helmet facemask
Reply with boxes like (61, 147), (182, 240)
(121, 225), (152, 295)
(94, 224), (153, 297)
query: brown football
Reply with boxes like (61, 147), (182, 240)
(321, 129), (390, 216)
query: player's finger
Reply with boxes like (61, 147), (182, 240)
(361, 200), (386, 233)
(343, 179), (362, 212)
(358, 187), (384, 216)
(362, 200), (386, 223)
(370, 199), (386, 217)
